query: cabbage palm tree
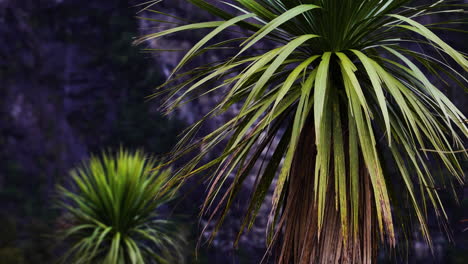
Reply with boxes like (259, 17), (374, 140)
(137, 0), (467, 263)
(57, 149), (185, 264)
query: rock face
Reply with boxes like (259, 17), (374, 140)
(0, 0), (180, 197)
(0, 0), (123, 211)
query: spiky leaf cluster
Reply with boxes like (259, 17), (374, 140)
(57, 149), (185, 264)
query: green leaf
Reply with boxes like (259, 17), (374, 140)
(351, 49), (392, 145)
(134, 21), (224, 45)
(388, 14), (468, 70)
(171, 13), (256, 75)
(314, 52), (331, 139)
(238, 4), (320, 55)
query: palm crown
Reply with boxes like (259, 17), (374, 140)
(57, 150), (185, 264)
(138, 0), (467, 263)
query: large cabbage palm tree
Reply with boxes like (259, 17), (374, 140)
(137, 0), (467, 263)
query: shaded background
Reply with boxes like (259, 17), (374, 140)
(0, 0), (466, 263)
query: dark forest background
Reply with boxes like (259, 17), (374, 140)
(0, 0), (466, 263)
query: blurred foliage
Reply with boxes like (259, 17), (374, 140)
(0, 248), (25, 264)
(0, 158), (55, 263)
(0, 215), (17, 248)
(0, 215), (25, 264)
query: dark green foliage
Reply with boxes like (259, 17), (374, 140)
(0, 248), (25, 264)
(0, 215), (17, 248)
(0, 216), (25, 264)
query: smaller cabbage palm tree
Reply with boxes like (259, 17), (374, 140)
(57, 149), (185, 264)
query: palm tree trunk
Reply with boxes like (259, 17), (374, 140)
(278, 114), (378, 264)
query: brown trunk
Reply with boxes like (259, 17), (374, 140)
(277, 115), (378, 264)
